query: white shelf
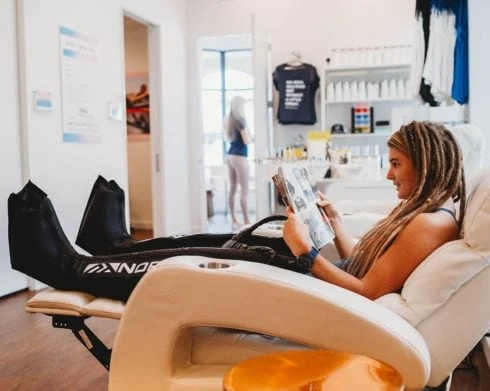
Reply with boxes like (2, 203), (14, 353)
(325, 99), (413, 105)
(331, 133), (390, 139)
(324, 63), (411, 73)
(320, 61), (413, 135)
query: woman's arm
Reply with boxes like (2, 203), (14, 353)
(240, 128), (253, 145)
(283, 211), (458, 300)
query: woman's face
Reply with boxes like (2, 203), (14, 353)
(386, 147), (418, 199)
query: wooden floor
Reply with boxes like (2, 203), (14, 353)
(0, 289), (117, 390)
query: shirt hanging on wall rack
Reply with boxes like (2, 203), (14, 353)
(273, 61), (319, 125)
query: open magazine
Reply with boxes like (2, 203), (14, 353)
(272, 164), (335, 249)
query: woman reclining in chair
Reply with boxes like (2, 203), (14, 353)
(9, 121), (464, 302)
(283, 121), (465, 300)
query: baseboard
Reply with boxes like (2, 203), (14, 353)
(130, 220), (153, 230)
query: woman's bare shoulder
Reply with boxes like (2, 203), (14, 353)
(403, 210), (459, 243)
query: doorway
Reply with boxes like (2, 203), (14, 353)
(199, 34), (256, 233)
(123, 15), (154, 239)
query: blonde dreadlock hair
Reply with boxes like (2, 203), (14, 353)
(347, 121), (466, 279)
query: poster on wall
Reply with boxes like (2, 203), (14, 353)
(59, 26), (100, 143)
(125, 73), (150, 135)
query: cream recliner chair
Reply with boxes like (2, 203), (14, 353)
(104, 168), (490, 390)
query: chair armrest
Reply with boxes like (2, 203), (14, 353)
(109, 256), (430, 391)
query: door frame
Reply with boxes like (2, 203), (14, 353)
(121, 8), (164, 236)
(251, 13), (274, 220)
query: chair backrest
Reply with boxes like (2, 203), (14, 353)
(449, 124), (486, 179)
(376, 168), (490, 386)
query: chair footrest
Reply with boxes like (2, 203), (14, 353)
(26, 288), (125, 319)
(25, 288), (126, 370)
(52, 314), (112, 370)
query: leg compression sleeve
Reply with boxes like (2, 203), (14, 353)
(9, 182), (300, 301)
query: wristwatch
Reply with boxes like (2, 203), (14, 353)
(296, 247), (319, 272)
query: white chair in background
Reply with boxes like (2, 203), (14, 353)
(449, 124), (486, 178)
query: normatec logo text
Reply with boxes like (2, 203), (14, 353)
(82, 261), (161, 275)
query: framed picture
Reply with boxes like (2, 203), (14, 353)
(125, 73), (150, 135)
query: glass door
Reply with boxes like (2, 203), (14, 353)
(200, 39), (254, 230)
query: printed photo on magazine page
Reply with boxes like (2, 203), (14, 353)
(273, 164), (335, 248)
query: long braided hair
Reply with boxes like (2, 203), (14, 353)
(347, 121), (466, 279)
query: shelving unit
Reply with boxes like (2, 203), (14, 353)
(331, 133), (390, 140)
(330, 132), (391, 156)
(319, 62), (414, 155)
(323, 63), (411, 73)
(320, 63), (413, 133)
(326, 98), (412, 105)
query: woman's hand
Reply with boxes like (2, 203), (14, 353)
(282, 207), (313, 257)
(317, 192), (340, 223)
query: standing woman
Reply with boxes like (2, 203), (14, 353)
(224, 96), (253, 229)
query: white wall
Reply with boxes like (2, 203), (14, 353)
(15, 0), (189, 247)
(469, 1), (490, 166)
(186, 0), (416, 227)
(0, 0), (29, 295)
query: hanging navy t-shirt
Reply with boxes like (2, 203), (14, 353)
(273, 63), (320, 125)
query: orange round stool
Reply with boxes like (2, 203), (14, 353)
(223, 350), (403, 391)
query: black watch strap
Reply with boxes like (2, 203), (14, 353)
(296, 247), (319, 271)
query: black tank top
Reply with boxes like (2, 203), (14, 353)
(435, 207), (457, 222)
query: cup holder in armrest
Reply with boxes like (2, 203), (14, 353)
(199, 261), (231, 269)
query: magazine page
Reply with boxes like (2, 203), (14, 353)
(275, 164), (335, 248)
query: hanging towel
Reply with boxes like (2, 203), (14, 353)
(423, 0), (457, 104)
(451, 0), (469, 104)
(413, 0), (439, 106)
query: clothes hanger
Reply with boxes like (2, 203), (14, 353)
(285, 51), (304, 68)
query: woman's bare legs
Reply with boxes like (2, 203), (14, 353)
(226, 156), (239, 224)
(226, 155), (250, 225)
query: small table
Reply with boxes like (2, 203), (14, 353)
(223, 350), (403, 390)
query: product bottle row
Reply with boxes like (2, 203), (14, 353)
(329, 45), (413, 68)
(326, 78), (412, 103)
